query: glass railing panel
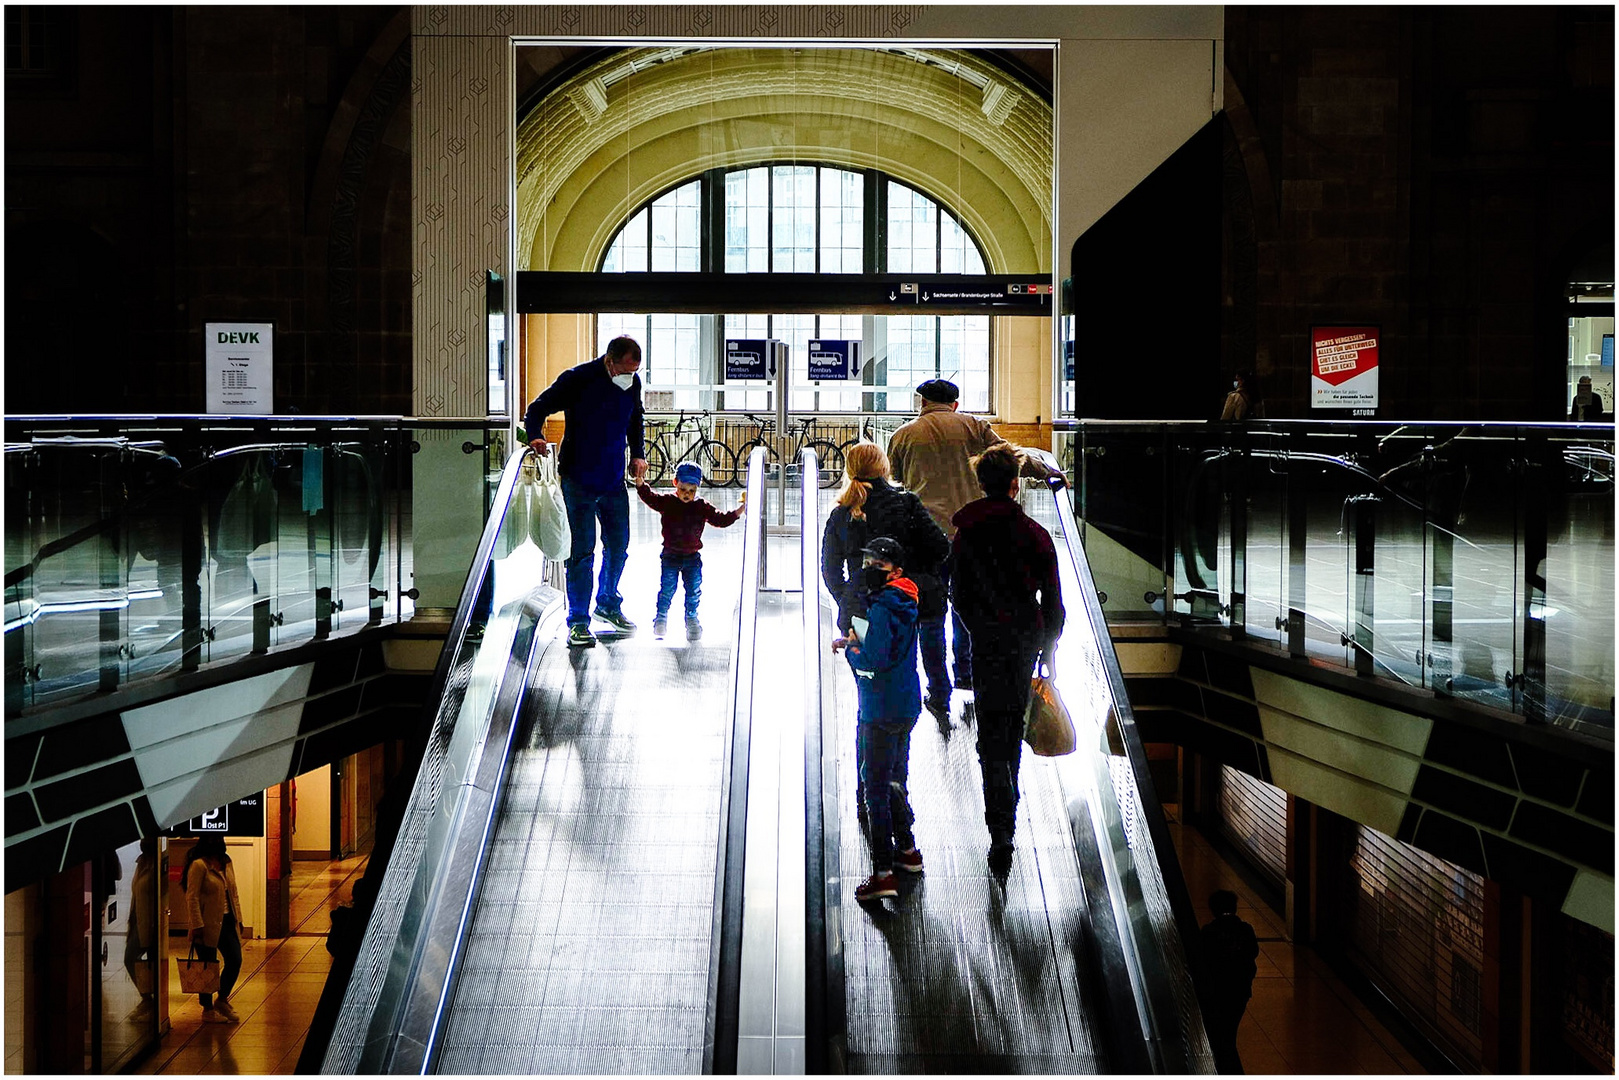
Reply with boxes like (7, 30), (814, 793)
(1536, 428), (1614, 733)
(1172, 426), (1225, 623)
(3, 416), (445, 717)
(1429, 427), (1523, 710)
(1364, 424), (1435, 687)
(1242, 427), (1290, 647)
(1068, 423), (1171, 622)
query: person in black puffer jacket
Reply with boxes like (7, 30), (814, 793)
(821, 442), (951, 722)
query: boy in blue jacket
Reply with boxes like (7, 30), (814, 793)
(832, 536), (924, 902)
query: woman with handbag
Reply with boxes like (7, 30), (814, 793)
(184, 834), (248, 1023)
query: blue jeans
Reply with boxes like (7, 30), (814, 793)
(856, 718), (917, 872)
(656, 553), (703, 619)
(560, 476), (630, 626)
(921, 556), (973, 691)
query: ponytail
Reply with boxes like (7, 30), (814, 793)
(838, 442), (891, 521)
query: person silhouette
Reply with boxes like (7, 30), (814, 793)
(1200, 889), (1260, 1070)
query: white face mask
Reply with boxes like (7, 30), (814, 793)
(611, 373), (635, 391)
(1232, 380), (1240, 390)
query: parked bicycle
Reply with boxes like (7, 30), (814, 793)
(631, 411), (738, 488)
(734, 413), (846, 489)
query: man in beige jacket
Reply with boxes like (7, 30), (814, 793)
(888, 379), (1065, 706)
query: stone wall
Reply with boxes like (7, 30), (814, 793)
(1223, 6), (1615, 419)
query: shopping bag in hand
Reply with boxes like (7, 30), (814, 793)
(176, 945), (220, 994)
(532, 453), (571, 560)
(500, 460), (539, 558)
(1023, 663), (1076, 757)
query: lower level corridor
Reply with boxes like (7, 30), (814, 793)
(136, 850), (368, 1076)
(1167, 816), (1428, 1075)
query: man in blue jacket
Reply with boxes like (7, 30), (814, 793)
(525, 336), (648, 648)
(832, 536), (925, 904)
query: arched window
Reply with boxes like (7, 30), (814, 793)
(598, 165), (992, 413)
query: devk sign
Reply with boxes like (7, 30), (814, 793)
(1311, 326), (1379, 413)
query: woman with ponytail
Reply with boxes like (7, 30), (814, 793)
(821, 442), (951, 719)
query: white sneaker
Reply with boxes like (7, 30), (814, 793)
(214, 999), (239, 1022)
(202, 1007), (231, 1024)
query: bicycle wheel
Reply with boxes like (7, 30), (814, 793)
(806, 440), (845, 489)
(734, 439), (778, 485)
(690, 438), (738, 489)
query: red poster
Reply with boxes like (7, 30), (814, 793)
(1311, 326), (1379, 411)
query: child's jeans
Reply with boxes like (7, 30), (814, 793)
(656, 552), (703, 619)
(856, 717), (917, 872)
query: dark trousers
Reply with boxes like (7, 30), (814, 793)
(655, 552), (703, 619)
(195, 914), (242, 1008)
(1204, 993), (1250, 1072)
(856, 718), (917, 872)
(968, 632), (1042, 842)
(919, 557), (972, 693)
(560, 476), (630, 626)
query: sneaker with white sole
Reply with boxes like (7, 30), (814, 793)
(652, 617), (668, 639)
(202, 1007), (231, 1024)
(894, 848), (925, 874)
(593, 607), (637, 633)
(854, 871), (899, 902)
(567, 624), (596, 648)
(214, 999), (239, 1022)
(686, 617), (702, 641)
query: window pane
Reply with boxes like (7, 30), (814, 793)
(606, 208), (648, 273)
(883, 315), (936, 411)
(597, 314), (647, 359)
(773, 165), (817, 273)
(886, 181), (938, 274)
(726, 168), (769, 274)
(819, 167), (863, 274)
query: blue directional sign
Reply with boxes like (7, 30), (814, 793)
(808, 339), (860, 381)
(726, 339), (774, 380)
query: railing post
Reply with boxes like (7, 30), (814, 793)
(1286, 455), (1308, 659)
(181, 484), (203, 672)
(1347, 494), (1378, 677)
(1520, 443), (1549, 724)
(1227, 433), (1248, 639)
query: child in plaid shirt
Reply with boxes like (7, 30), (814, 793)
(635, 462), (746, 640)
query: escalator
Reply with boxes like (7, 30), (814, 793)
(804, 472), (1216, 1073)
(320, 447), (765, 1074)
(322, 446), (1213, 1074)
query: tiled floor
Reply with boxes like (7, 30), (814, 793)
(138, 850), (369, 1075)
(1168, 817), (1428, 1075)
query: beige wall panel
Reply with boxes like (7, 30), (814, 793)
(1265, 746), (1408, 836)
(1562, 871), (1615, 934)
(993, 317), (1049, 424)
(1114, 642), (1182, 676)
(1056, 38), (1216, 253)
(1251, 668), (1435, 757)
(1257, 706), (1422, 797)
(414, 35), (510, 417)
(522, 313), (593, 407)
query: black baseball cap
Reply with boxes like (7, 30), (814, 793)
(916, 378), (959, 403)
(860, 536), (905, 565)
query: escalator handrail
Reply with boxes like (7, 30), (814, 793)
(318, 445), (546, 1074)
(1046, 479), (1217, 1071)
(802, 448), (847, 1073)
(705, 444), (766, 1074)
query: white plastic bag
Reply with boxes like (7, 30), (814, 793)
(532, 454), (571, 560)
(500, 461), (538, 557)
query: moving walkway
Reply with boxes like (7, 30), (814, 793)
(320, 447), (1214, 1073)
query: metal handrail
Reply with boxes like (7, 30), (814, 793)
(1046, 479), (1217, 1073)
(802, 447), (847, 1073)
(705, 443), (766, 1073)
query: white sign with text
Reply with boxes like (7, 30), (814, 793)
(205, 322), (274, 413)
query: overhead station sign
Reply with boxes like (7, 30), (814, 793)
(1311, 326), (1379, 413)
(725, 339), (777, 381)
(168, 794), (266, 838)
(880, 280), (1052, 309)
(807, 340), (861, 381)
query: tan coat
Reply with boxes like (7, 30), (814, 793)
(185, 856), (245, 947)
(887, 403), (1003, 537)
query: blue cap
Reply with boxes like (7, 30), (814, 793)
(674, 462), (703, 485)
